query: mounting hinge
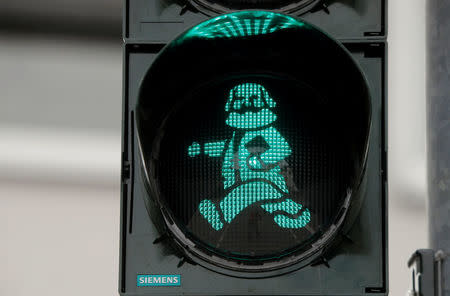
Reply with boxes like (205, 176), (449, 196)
(122, 160), (131, 182)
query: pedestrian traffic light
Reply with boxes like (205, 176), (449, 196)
(121, 1), (387, 295)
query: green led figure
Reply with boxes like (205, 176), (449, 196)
(188, 83), (311, 231)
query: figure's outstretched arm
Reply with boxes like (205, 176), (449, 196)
(188, 141), (227, 158)
(259, 127), (292, 165)
(204, 141), (227, 157)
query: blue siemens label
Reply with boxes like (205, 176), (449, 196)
(137, 275), (181, 287)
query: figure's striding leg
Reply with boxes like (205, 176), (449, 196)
(220, 181), (283, 223)
(199, 200), (224, 230)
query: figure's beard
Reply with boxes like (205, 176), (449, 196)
(226, 108), (277, 129)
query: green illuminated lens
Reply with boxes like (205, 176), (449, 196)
(187, 82), (311, 230)
(181, 11), (305, 40)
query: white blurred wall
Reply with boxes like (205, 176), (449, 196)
(388, 1), (428, 295)
(1, 1), (428, 295)
(0, 34), (122, 296)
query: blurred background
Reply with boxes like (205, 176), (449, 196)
(1, 1), (427, 295)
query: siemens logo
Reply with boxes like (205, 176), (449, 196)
(137, 275), (181, 287)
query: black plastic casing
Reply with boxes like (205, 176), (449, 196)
(120, 1), (388, 295)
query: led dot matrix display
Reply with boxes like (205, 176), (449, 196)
(156, 79), (356, 260)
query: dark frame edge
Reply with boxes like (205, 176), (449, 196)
(119, 44), (131, 295)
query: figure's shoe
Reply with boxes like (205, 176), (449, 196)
(261, 198), (311, 229)
(274, 208), (311, 229)
(260, 198), (302, 215)
(199, 199), (224, 230)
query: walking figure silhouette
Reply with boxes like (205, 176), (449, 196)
(188, 83), (311, 230)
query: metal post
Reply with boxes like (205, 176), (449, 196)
(427, 1), (450, 296)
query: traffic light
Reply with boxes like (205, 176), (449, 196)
(121, 1), (387, 295)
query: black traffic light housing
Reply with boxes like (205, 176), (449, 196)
(120, 1), (387, 295)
